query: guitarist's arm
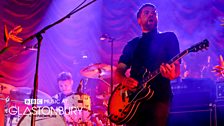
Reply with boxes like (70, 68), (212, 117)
(115, 63), (138, 90)
(160, 60), (180, 80)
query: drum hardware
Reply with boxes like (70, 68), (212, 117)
(99, 77), (111, 87)
(80, 63), (116, 87)
(0, 96), (21, 126)
(83, 78), (89, 94)
(80, 63), (116, 79)
(80, 63), (119, 125)
(91, 104), (115, 126)
(96, 94), (110, 100)
(4, 96), (10, 126)
(0, 83), (19, 126)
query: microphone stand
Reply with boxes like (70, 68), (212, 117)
(109, 38), (115, 94)
(109, 37), (115, 126)
(30, 33), (42, 126)
(100, 34), (115, 94)
(100, 35), (115, 126)
(13, 1), (96, 126)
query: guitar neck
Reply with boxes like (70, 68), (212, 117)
(140, 39), (209, 87)
(142, 50), (189, 86)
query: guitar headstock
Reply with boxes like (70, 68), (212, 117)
(188, 39), (209, 52)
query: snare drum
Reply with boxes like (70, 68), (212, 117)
(17, 107), (66, 126)
(63, 93), (91, 123)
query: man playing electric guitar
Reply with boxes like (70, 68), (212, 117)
(114, 3), (180, 126)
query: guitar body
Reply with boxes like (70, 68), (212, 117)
(108, 84), (154, 125)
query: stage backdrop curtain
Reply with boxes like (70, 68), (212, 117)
(0, 0), (223, 96)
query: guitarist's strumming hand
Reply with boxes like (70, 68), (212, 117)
(115, 63), (139, 91)
(122, 77), (138, 91)
(160, 61), (180, 80)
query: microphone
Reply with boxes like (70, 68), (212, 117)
(76, 79), (83, 93)
(100, 34), (109, 41)
(100, 34), (115, 42)
(23, 44), (38, 51)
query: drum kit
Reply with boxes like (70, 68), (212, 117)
(0, 63), (120, 126)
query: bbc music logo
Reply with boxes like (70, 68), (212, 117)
(24, 99), (43, 105)
(8, 105), (84, 117)
(24, 99), (56, 105)
(24, 99), (69, 105)
(8, 99), (85, 117)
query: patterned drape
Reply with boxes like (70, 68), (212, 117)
(0, 0), (223, 95)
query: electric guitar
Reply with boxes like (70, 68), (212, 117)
(108, 39), (209, 125)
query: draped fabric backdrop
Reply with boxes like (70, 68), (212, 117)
(0, 0), (224, 108)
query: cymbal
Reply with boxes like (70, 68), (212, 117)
(10, 87), (52, 105)
(80, 63), (116, 79)
(0, 83), (15, 94)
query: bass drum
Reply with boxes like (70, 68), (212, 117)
(63, 93), (91, 124)
(17, 107), (66, 126)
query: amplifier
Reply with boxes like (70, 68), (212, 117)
(171, 78), (215, 93)
(216, 82), (224, 99)
(171, 78), (216, 108)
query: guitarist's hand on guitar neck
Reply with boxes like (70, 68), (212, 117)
(160, 61), (180, 80)
(122, 77), (138, 91)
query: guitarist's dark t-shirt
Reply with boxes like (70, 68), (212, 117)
(119, 29), (180, 101)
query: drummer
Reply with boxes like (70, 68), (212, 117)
(51, 71), (75, 108)
(51, 72), (94, 125)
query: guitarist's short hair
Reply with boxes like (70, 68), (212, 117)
(137, 3), (157, 19)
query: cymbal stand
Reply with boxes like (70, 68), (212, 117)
(98, 76), (111, 87)
(83, 78), (89, 94)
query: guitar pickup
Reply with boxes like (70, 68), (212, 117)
(122, 92), (125, 102)
(121, 91), (128, 102)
